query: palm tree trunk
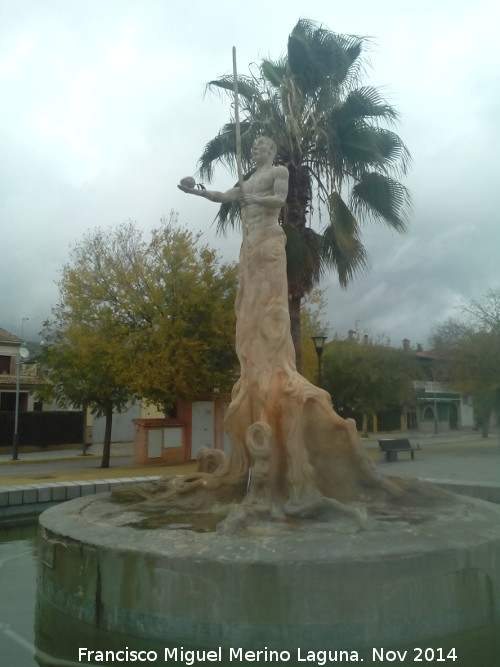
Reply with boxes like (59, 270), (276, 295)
(289, 293), (302, 372)
(285, 163), (313, 374)
(100, 403), (113, 468)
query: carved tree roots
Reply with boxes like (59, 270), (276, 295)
(112, 374), (452, 527)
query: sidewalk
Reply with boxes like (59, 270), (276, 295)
(0, 442), (196, 487)
(0, 440), (134, 464)
(0, 431), (498, 487)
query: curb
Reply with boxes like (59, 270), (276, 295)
(0, 476), (160, 522)
(0, 454), (102, 466)
(422, 478), (500, 505)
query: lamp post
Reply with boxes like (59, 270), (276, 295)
(21, 317), (29, 342)
(12, 318), (30, 461)
(12, 346), (30, 460)
(431, 375), (439, 436)
(311, 335), (327, 385)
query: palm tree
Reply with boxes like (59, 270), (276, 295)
(198, 18), (411, 370)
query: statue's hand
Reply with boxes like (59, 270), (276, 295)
(240, 193), (258, 206)
(177, 184), (195, 194)
(178, 176), (197, 194)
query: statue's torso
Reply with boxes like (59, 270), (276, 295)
(244, 166), (282, 244)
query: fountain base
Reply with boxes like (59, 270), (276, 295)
(37, 493), (500, 657)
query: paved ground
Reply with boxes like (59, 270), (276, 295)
(371, 432), (500, 484)
(0, 441), (196, 486)
(0, 430), (498, 488)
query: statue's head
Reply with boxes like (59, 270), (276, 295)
(252, 136), (277, 162)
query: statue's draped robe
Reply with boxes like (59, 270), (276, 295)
(224, 221), (386, 510)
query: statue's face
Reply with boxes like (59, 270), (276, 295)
(251, 137), (275, 163)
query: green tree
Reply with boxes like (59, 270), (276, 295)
(39, 218), (238, 466)
(321, 339), (420, 432)
(38, 319), (134, 468)
(122, 220), (238, 410)
(432, 290), (500, 437)
(198, 18), (411, 369)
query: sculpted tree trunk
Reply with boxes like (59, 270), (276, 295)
(222, 210), (385, 517)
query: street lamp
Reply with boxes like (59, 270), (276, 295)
(21, 317), (29, 342)
(12, 346), (30, 460)
(12, 318), (30, 461)
(311, 335), (327, 385)
(431, 374), (439, 436)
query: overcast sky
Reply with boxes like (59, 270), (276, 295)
(1, 0), (499, 349)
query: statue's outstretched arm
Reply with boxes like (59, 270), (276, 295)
(178, 183), (241, 204)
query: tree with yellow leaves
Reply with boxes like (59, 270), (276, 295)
(39, 216), (238, 467)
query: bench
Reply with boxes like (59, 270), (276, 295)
(378, 439), (420, 462)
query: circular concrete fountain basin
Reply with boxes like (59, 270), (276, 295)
(37, 493), (500, 656)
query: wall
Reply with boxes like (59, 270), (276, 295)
(91, 402), (141, 444)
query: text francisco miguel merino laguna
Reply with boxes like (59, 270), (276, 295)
(78, 646), (458, 664)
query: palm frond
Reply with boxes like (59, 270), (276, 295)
(351, 172), (411, 231)
(369, 128), (412, 177)
(327, 192), (361, 245)
(321, 230), (368, 288)
(288, 19), (365, 96)
(323, 192), (368, 286)
(213, 167), (258, 235)
(198, 122), (261, 181)
(337, 87), (399, 125)
(318, 91), (410, 181)
(214, 200), (242, 236)
(260, 58), (287, 87)
(322, 123), (410, 180)
(198, 125), (239, 182)
(205, 75), (259, 105)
